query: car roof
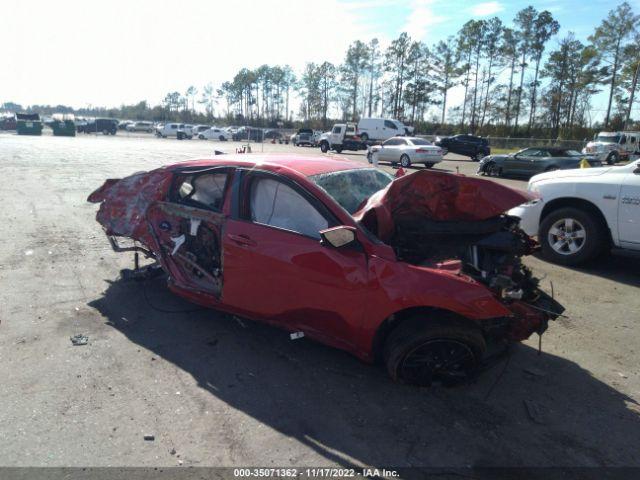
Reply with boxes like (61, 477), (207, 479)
(169, 154), (368, 177)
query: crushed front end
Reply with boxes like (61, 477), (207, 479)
(354, 170), (565, 343)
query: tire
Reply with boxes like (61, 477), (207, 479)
(423, 163), (434, 169)
(606, 152), (619, 165)
(539, 207), (606, 266)
(470, 150), (480, 162)
(367, 151), (373, 163)
(320, 142), (329, 153)
(545, 166), (560, 172)
(384, 316), (485, 387)
(102, 129), (109, 135)
(400, 154), (411, 168)
(360, 133), (369, 142)
(334, 146), (342, 153)
(219, 135), (225, 141)
(486, 162), (501, 177)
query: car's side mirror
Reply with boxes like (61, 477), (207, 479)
(319, 226), (357, 248)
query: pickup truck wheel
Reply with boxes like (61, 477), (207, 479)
(606, 152), (619, 165)
(219, 135), (225, 141)
(384, 316), (485, 387)
(360, 133), (369, 142)
(334, 146), (342, 153)
(400, 154), (412, 168)
(539, 207), (605, 265)
(320, 142), (329, 153)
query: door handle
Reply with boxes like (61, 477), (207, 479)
(228, 233), (257, 247)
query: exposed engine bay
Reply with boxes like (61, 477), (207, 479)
(353, 170), (565, 337)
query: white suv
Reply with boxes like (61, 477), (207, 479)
(509, 160), (640, 265)
(155, 123), (192, 139)
(198, 127), (230, 141)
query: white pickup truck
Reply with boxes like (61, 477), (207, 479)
(318, 123), (368, 153)
(509, 159), (640, 265)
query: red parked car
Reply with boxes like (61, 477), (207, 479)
(88, 155), (563, 386)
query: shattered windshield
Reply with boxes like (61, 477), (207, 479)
(310, 168), (394, 214)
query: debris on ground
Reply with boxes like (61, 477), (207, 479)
(143, 434), (155, 441)
(169, 448), (176, 455)
(70, 334), (89, 346)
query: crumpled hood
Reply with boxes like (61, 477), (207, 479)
(353, 170), (533, 242)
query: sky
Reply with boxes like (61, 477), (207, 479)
(1, 0), (637, 119)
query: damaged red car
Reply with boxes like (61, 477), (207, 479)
(88, 155), (563, 386)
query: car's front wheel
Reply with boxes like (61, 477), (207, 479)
(606, 151), (619, 165)
(400, 154), (412, 168)
(539, 207), (606, 265)
(384, 316), (485, 387)
(486, 162), (501, 177)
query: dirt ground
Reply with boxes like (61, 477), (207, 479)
(0, 131), (639, 468)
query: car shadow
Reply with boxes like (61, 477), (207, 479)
(534, 251), (640, 288)
(88, 274), (640, 467)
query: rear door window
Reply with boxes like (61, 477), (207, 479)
(384, 120), (398, 129)
(175, 172), (229, 211)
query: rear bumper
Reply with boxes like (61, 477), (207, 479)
(415, 153), (443, 163)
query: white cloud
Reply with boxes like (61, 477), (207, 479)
(402, 0), (446, 41)
(1, 0), (376, 108)
(469, 1), (504, 17)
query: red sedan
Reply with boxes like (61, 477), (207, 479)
(88, 155), (563, 386)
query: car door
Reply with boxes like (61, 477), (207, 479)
(146, 168), (232, 299)
(618, 164), (640, 248)
(383, 120), (399, 140)
(527, 149), (551, 176)
(505, 148), (540, 175)
(221, 170), (369, 349)
(330, 125), (342, 145)
(379, 138), (402, 162)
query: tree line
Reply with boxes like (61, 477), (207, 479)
(4, 2), (640, 139)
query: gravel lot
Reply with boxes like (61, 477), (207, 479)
(1, 131), (639, 468)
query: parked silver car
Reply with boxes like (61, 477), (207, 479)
(368, 137), (444, 168)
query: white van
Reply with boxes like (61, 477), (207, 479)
(357, 118), (408, 142)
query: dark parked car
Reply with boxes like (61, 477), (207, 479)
(478, 147), (602, 178)
(0, 116), (17, 130)
(79, 118), (118, 135)
(232, 127), (264, 141)
(263, 129), (283, 140)
(435, 134), (490, 160)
